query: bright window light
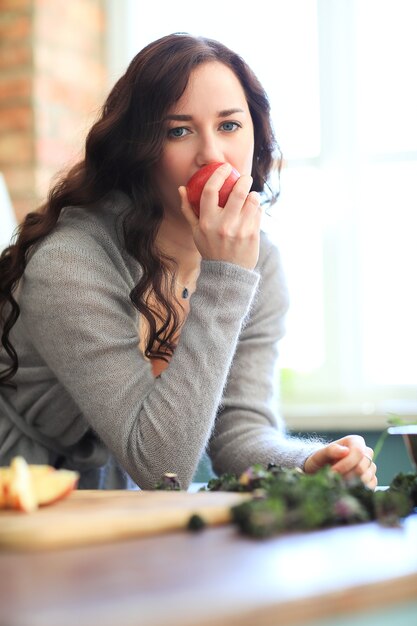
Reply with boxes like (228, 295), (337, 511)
(355, 0), (417, 155)
(107, 0), (417, 422)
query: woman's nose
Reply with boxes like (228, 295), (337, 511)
(195, 133), (224, 167)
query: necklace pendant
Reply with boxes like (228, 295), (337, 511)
(181, 287), (189, 299)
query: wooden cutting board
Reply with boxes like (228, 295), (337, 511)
(0, 490), (250, 551)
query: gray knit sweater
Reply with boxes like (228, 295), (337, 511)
(0, 192), (322, 489)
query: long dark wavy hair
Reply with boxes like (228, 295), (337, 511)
(0, 33), (280, 385)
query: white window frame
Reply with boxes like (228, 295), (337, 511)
(279, 0), (417, 430)
(105, 0), (417, 432)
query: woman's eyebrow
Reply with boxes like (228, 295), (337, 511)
(218, 108), (245, 117)
(165, 114), (193, 121)
(165, 108), (245, 122)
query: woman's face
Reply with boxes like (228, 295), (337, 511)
(154, 61), (255, 216)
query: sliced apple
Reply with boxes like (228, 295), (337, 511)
(7, 456), (37, 513)
(28, 465), (55, 478)
(32, 469), (79, 506)
(0, 461), (79, 512)
(1, 464), (54, 510)
(0, 467), (10, 508)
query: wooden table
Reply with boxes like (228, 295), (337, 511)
(1, 510), (417, 626)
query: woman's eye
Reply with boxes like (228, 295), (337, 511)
(220, 121), (240, 132)
(168, 127), (189, 138)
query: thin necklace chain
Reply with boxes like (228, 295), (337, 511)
(177, 275), (199, 299)
(175, 279), (191, 299)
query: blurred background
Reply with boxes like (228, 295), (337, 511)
(1, 0), (416, 482)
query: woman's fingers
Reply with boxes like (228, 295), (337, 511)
(330, 440), (374, 476)
(185, 168), (261, 270)
(304, 443), (350, 474)
(360, 461), (378, 490)
(304, 435), (378, 490)
(221, 174), (254, 213)
(179, 186), (199, 227)
(330, 438), (378, 490)
(199, 163), (233, 214)
(356, 448), (377, 489)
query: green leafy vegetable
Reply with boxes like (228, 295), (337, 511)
(389, 472), (417, 507)
(154, 472), (181, 491)
(154, 462), (416, 538)
(205, 464), (417, 538)
(187, 514), (207, 532)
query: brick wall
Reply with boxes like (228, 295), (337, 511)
(0, 0), (106, 223)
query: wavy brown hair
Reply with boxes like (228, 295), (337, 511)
(0, 33), (280, 385)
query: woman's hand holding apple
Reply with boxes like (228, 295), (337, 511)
(179, 162), (261, 271)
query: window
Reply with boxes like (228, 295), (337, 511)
(107, 0), (417, 428)
(274, 0), (417, 428)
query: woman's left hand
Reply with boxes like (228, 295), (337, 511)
(303, 435), (378, 490)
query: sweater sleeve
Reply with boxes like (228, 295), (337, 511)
(19, 233), (259, 489)
(208, 238), (324, 476)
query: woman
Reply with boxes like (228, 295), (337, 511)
(0, 34), (377, 490)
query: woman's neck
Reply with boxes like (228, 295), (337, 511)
(155, 213), (201, 286)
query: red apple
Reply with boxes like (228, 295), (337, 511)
(186, 162), (240, 216)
